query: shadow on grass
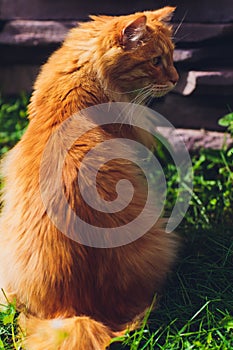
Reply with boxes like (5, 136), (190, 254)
(109, 224), (233, 349)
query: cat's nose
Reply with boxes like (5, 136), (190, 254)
(169, 70), (179, 85)
(170, 77), (178, 85)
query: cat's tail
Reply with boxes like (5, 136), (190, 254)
(19, 313), (119, 350)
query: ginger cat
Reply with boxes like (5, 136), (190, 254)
(0, 7), (179, 350)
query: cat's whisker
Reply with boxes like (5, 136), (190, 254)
(173, 32), (191, 44)
(137, 91), (152, 106)
(120, 98), (141, 125)
(127, 87), (154, 125)
(112, 85), (154, 126)
(145, 96), (154, 107)
(173, 10), (188, 38)
(152, 84), (169, 88)
(130, 85), (153, 105)
(105, 85), (152, 97)
(128, 85), (153, 105)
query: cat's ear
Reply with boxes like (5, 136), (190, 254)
(151, 6), (176, 23)
(121, 15), (147, 50)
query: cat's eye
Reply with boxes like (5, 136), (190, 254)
(151, 56), (162, 66)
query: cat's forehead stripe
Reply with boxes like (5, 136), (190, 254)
(157, 34), (173, 56)
(153, 40), (170, 56)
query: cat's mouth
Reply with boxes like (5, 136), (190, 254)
(122, 83), (176, 104)
(152, 83), (175, 98)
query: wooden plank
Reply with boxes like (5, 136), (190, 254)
(0, 0), (232, 23)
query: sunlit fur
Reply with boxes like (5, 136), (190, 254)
(0, 7), (179, 350)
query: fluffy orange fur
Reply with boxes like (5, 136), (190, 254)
(0, 7), (179, 349)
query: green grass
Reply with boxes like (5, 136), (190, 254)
(0, 94), (29, 156)
(117, 225), (233, 350)
(110, 144), (233, 349)
(0, 292), (20, 350)
(0, 96), (233, 349)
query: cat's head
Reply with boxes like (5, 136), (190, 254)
(65, 7), (178, 103)
(90, 7), (178, 102)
